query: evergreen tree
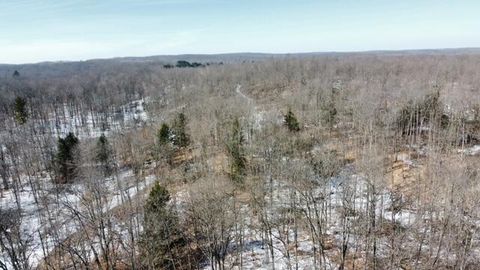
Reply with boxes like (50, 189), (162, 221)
(284, 109), (300, 132)
(96, 134), (114, 176)
(324, 88), (338, 130)
(145, 182), (170, 212)
(326, 105), (337, 129)
(173, 60), (204, 68)
(55, 132), (79, 183)
(227, 118), (246, 183)
(13, 97), (28, 125)
(172, 113), (190, 148)
(155, 123), (176, 165)
(157, 123), (171, 145)
(156, 123), (176, 164)
(176, 60), (191, 68)
(141, 182), (186, 269)
(12, 70), (20, 77)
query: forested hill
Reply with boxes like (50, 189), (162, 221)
(2, 49), (480, 269)
(0, 53), (273, 78)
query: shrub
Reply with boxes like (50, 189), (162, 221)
(284, 109), (301, 132)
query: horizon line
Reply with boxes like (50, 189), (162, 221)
(2, 46), (480, 66)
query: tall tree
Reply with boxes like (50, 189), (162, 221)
(172, 113), (190, 148)
(284, 109), (300, 132)
(157, 123), (171, 145)
(55, 132), (79, 183)
(226, 118), (246, 183)
(0, 147), (9, 190)
(141, 182), (188, 269)
(13, 97), (28, 125)
(95, 134), (114, 176)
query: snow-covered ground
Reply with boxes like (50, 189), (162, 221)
(41, 98), (149, 139)
(0, 98), (148, 142)
(0, 169), (156, 269)
(459, 144), (480, 156)
(191, 165), (341, 269)
(0, 98), (153, 268)
(2, 87), (479, 269)
(196, 159), (453, 270)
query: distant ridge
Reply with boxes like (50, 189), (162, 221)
(2, 47), (480, 66)
(1, 48), (480, 79)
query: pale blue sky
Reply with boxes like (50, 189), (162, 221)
(1, 0), (479, 63)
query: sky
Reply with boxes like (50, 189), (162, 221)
(1, 0), (479, 64)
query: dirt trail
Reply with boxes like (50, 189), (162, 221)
(235, 84), (249, 102)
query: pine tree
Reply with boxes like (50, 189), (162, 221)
(326, 105), (337, 129)
(156, 123), (175, 164)
(172, 113), (190, 148)
(96, 134), (113, 176)
(141, 182), (186, 269)
(325, 88), (338, 130)
(13, 97), (28, 125)
(157, 123), (171, 145)
(227, 118), (246, 183)
(145, 182), (170, 212)
(55, 132), (79, 183)
(284, 109), (300, 132)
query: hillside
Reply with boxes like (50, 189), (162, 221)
(1, 51), (480, 269)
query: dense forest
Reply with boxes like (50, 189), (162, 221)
(1, 52), (480, 269)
